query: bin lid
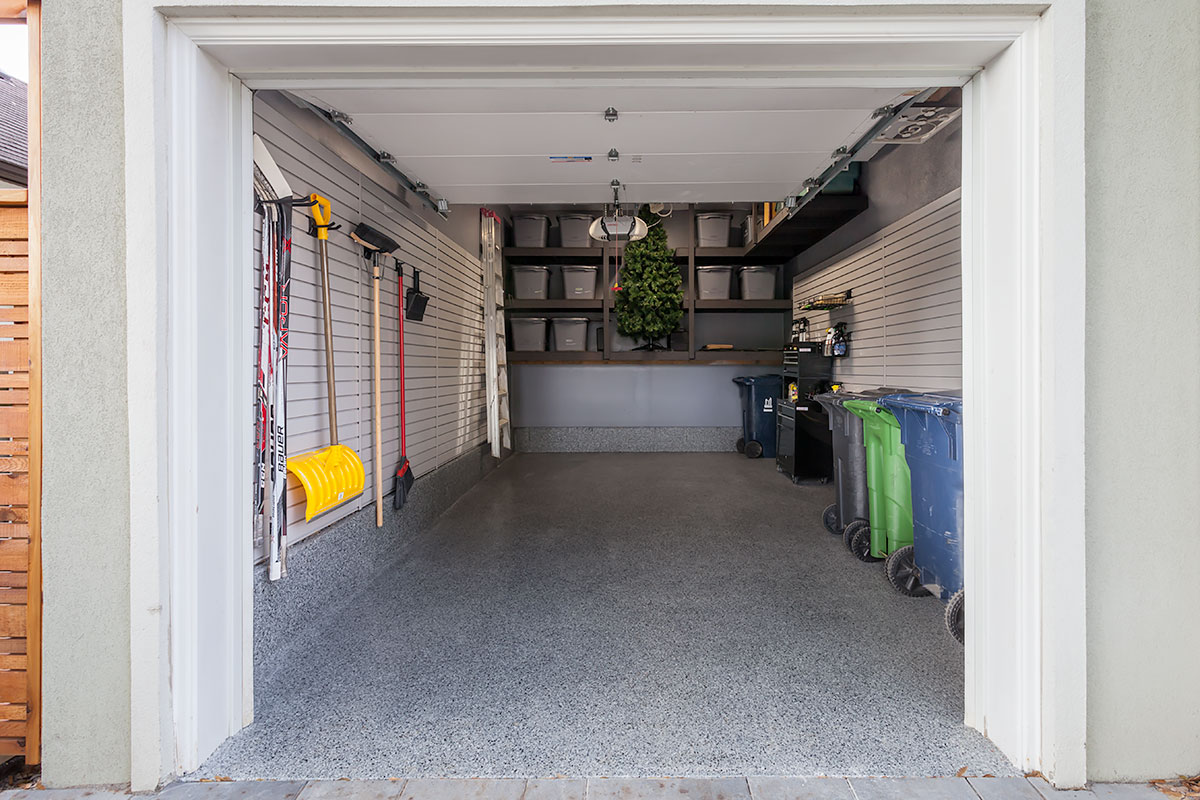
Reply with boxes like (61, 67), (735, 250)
(814, 387), (909, 407)
(551, 317), (591, 324)
(696, 212), (733, 220)
(841, 398), (901, 427)
(738, 265), (777, 272)
(511, 316), (547, 324)
(878, 391), (963, 420)
(514, 213), (549, 221)
(560, 264), (597, 272)
(511, 264), (550, 273)
(697, 264), (734, 271)
(557, 213), (593, 221)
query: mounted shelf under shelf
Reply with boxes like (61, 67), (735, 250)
(694, 349), (784, 365)
(508, 350), (606, 363)
(795, 290), (852, 311)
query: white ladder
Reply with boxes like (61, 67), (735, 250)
(482, 211), (511, 457)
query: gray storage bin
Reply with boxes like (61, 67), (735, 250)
(513, 214), (550, 248)
(512, 265), (550, 299)
(510, 317), (548, 351)
(696, 212), (733, 247)
(551, 317), (590, 351)
(697, 265), (733, 300)
(561, 265), (598, 299)
(558, 214), (594, 248)
(739, 265), (777, 300)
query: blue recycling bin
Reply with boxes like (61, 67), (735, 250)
(733, 375), (782, 459)
(879, 392), (965, 642)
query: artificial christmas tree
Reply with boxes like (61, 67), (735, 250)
(614, 206), (684, 350)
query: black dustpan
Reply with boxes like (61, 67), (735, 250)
(406, 268), (429, 322)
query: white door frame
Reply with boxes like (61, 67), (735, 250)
(120, 2), (1086, 790)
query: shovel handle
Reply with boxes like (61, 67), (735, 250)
(310, 194), (333, 240)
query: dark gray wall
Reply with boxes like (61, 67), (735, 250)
(511, 365), (776, 427)
(786, 119), (962, 280)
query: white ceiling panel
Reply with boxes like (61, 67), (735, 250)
(345, 109), (876, 158)
(388, 152), (835, 188)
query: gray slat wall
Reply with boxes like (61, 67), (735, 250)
(793, 189), (962, 392)
(253, 99), (486, 553)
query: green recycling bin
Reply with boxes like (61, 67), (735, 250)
(841, 399), (914, 565)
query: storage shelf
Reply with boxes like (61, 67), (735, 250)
(505, 247), (603, 264)
(695, 349), (784, 365)
(694, 247), (750, 264)
(508, 351), (606, 363)
(507, 299), (603, 311)
(695, 299), (791, 312)
(608, 350), (692, 362)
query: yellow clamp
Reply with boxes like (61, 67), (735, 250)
(310, 193), (333, 240)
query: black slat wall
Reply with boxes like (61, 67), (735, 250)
(793, 189), (962, 392)
(253, 98), (486, 553)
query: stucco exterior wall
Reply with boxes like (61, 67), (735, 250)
(39, 0), (133, 787)
(1083, 0), (1200, 782)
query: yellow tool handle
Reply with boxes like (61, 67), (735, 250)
(310, 193), (333, 240)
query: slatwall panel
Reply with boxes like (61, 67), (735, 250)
(253, 99), (486, 553)
(793, 190), (962, 392)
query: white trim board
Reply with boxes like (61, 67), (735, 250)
(114, 4), (1087, 791)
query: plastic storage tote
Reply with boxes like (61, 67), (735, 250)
(841, 399), (915, 567)
(561, 265), (598, 299)
(813, 388), (903, 535)
(512, 265), (550, 299)
(558, 214), (593, 248)
(510, 317), (548, 351)
(738, 265), (777, 300)
(551, 317), (589, 351)
(732, 374), (782, 459)
(696, 213), (733, 247)
(513, 214), (550, 248)
(879, 392), (966, 642)
(697, 265), (733, 299)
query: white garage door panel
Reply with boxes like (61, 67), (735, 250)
(300, 86), (905, 115)
(350, 109), (870, 157)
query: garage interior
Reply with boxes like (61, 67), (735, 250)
(207, 30), (998, 779)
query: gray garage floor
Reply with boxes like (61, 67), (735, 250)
(198, 453), (1016, 780)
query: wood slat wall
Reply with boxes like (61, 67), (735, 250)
(254, 100), (486, 554)
(0, 188), (39, 761)
(793, 190), (963, 393)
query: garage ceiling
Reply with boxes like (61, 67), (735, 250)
(191, 14), (1011, 204)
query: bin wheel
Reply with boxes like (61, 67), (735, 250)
(821, 503), (841, 534)
(735, 437), (746, 454)
(945, 590), (965, 644)
(844, 521), (881, 562)
(744, 440), (764, 459)
(885, 545), (931, 597)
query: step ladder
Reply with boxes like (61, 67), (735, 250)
(482, 210), (511, 457)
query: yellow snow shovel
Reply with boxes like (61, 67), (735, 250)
(286, 194), (365, 521)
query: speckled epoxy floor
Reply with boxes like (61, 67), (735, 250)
(197, 453), (1016, 780)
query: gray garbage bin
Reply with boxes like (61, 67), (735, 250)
(510, 317), (548, 351)
(813, 387), (907, 536)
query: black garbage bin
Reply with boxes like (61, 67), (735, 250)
(732, 374), (782, 459)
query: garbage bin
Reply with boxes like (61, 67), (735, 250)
(813, 388), (905, 536)
(879, 392), (965, 643)
(841, 399), (915, 569)
(732, 375), (782, 459)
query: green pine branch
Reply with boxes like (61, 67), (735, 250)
(614, 206), (684, 346)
